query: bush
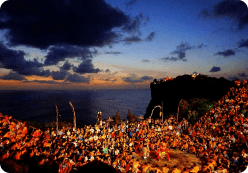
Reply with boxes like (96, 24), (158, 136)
(179, 98), (216, 125)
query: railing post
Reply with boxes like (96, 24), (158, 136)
(55, 104), (59, 135)
(69, 101), (76, 130)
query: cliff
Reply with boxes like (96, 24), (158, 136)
(144, 74), (236, 120)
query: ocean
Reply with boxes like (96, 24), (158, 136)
(0, 89), (151, 125)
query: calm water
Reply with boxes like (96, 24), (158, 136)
(0, 89), (151, 125)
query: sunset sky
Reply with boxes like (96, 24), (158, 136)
(0, 0), (248, 90)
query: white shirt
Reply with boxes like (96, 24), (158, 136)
(242, 152), (248, 158)
(94, 135), (98, 141)
(85, 156), (88, 162)
(108, 128), (112, 133)
(90, 156), (94, 161)
(72, 142), (78, 147)
(96, 128), (100, 134)
(90, 128), (94, 133)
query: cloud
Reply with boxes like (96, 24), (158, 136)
(105, 51), (123, 55)
(0, 0), (154, 79)
(141, 59), (150, 63)
(104, 78), (117, 83)
(122, 13), (149, 35)
(112, 71), (118, 76)
(228, 76), (239, 81)
(0, 42), (50, 76)
(171, 43), (192, 59)
(59, 61), (72, 71)
(65, 73), (90, 83)
(214, 49), (235, 57)
(104, 69), (118, 76)
(51, 61), (73, 80)
(105, 69), (111, 73)
(140, 76), (153, 81)
(0, 71), (27, 80)
(209, 66), (221, 72)
(122, 74), (153, 83)
(238, 38), (248, 48)
(0, 0), (144, 49)
(123, 36), (142, 45)
(126, 0), (139, 8)
(160, 57), (183, 62)
(238, 72), (247, 77)
(23, 80), (61, 84)
(198, 9), (211, 18)
(51, 71), (68, 80)
(146, 32), (155, 42)
(73, 59), (100, 74)
(161, 43), (191, 61)
(45, 45), (95, 66)
(199, 0), (248, 30)
(197, 44), (204, 48)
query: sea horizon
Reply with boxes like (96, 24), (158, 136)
(0, 89), (151, 125)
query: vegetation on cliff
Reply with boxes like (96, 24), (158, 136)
(178, 98), (217, 124)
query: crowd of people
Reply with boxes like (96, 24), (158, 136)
(0, 80), (248, 173)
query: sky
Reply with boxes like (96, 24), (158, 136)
(0, 0), (248, 90)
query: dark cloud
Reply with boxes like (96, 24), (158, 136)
(161, 42), (204, 62)
(197, 44), (204, 48)
(214, 49), (235, 57)
(171, 43), (192, 60)
(59, 61), (72, 71)
(112, 71), (118, 76)
(126, 0), (139, 7)
(123, 36), (142, 45)
(104, 69), (118, 76)
(161, 57), (178, 62)
(238, 38), (248, 48)
(228, 76), (239, 81)
(45, 46), (94, 65)
(199, 0), (248, 30)
(141, 59), (150, 63)
(105, 51), (123, 55)
(140, 76), (153, 81)
(122, 75), (153, 83)
(105, 69), (111, 73)
(0, 0), (153, 77)
(51, 61), (72, 80)
(51, 71), (68, 80)
(73, 59), (100, 74)
(160, 43), (191, 62)
(65, 73), (90, 83)
(0, 71), (27, 80)
(0, 0), (139, 49)
(23, 80), (61, 84)
(209, 66), (221, 72)
(122, 13), (149, 35)
(198, 9), (211, 18)
(146, 32), (155, 42)
(238, 72), (247, 77)
(0, 42), (50, 76)
(104, 78), (117, 83)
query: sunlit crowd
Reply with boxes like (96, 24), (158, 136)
(0, 80), (248, 173)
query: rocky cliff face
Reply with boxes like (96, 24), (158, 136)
(144, 74), (235, 120)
